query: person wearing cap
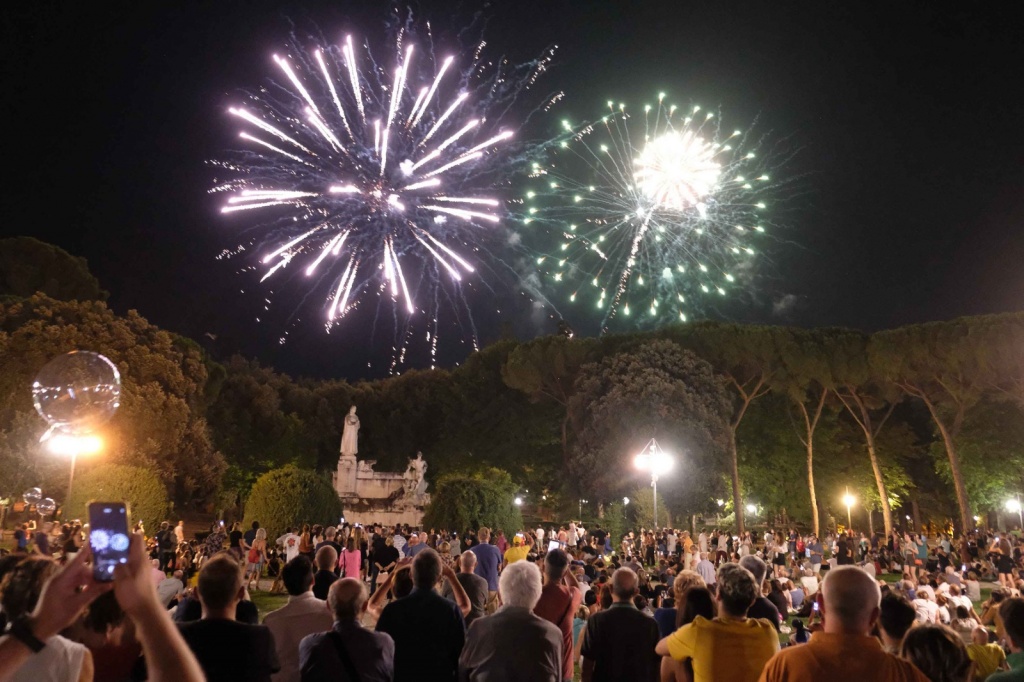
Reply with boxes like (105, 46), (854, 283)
(503, 534), (531, 568)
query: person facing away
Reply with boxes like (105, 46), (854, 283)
(533, 548), (584, 681)
(758, 565), (929, 682)
(459, 561), (562, 682)
(739, 555), (781, 631)
(469, 527), (503, 608)
(879, 593), (918, 654)
(263, 556), (334, 682)
(580, 567), (661, 682)
(657, 562), (778, 682)
(299, 578), (395, 682)
(966, 625), (1008, 680)
(312, 546), (339, 600)
(177, 553), (281, 682)
(988, 597), (1024, 682)
(375, 548), (466, 681)
(442, 550), (489, 626)
(899, 623), (972, 682)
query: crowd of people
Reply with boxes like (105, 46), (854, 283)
(1, 514), (1022, 681)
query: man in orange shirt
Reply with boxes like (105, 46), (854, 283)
(758, 566), (929, 682)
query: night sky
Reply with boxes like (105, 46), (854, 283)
(5, 2), (1023, 379)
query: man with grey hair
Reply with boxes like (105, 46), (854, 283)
(739, 554), (781, 631)
(299, 578), (394, 682)
(459, 562), (562, 681)
(695, 552), (717, 585)
(759, 565), (929, 681)
(658, 562), (778, 682)
(581, 567), (661, 681)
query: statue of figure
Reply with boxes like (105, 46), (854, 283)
(405, 452), (429, 500)
(340, 406), (359, 457)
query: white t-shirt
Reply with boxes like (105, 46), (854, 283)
(277, 533), (300, 562)
(913, 598), (939, 623)
(698, 533), (708, 553)
(393, 533), (407, 553)
(717, 535), (728, 551)
(567, 524), (577, 547)
(10, 635), (86, 682)
(667, 533), (678, 553)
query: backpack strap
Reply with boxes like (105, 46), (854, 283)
(328, 630), (361, 682)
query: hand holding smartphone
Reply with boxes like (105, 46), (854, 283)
(88, 502), (131, 582)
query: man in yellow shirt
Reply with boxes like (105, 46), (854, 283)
(656, 562), (778, 682)
(968, 626), (1008, 680)
(503, 535), (530, 567)
(758, 566), (929, 682)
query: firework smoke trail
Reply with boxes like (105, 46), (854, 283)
(213, 21), (557, 370)
(522, 95), (778, 330)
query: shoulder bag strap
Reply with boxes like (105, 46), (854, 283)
(328, 630), (362, 682)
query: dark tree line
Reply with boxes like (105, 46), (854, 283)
(2, 240), (1023, 535)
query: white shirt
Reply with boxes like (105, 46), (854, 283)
(698, 533), (708, 553)
(667, 534), (678, 552)
(913, 598), (940, 623)
(175, 524), (185, 545)
(156, 577), (184, 607)
(277, 533), (300, 562)
(10, 635), (86, 682)
(567, 524), (577, 547)
(263, 591), (335, 682)
(393, 534), (406, 553)
(717, 535), (728, 551)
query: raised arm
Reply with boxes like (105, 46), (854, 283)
(442, 563), (472, 618)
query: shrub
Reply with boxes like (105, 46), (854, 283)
(65, 463), (171, 528)
(243, 466), (342, 536)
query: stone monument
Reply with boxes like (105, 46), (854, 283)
(332, 405), (431, 526)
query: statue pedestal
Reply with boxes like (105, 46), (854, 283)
(333, 456), (429, 527)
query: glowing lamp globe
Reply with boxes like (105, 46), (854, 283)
(32, 351), (121, 435)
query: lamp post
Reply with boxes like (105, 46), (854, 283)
(1006, 493), (1023, 531)
(514, 496), (523, 507)
(579, 498), (588, 519)
(45, 433), (103, 503)
(842, 487), (856, 532)
(634, 439), (673, 530)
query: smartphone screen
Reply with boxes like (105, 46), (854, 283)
(88, 502), (130, 581)
(548, 539), (561, 553)
(813, 601), (820, 612)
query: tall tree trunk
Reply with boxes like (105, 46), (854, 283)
(911, 498), (922, 532)
(807, 441), (819, 537)
(837, 391), (894, 537)
(868, 509), (875, 535)
(865, 436), (893, 537)
(924, 400), (974, 533)
(729, 432), (744, 534)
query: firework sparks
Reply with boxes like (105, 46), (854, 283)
(214, 23), (556, 369)
(523, 96), (775, 328)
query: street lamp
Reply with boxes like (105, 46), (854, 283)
(745, 503), (757, 515)
(634, 439), (673, 529)
(579, 498), (588, 519)
(842, 487), (856, 531)
(1006, 493), (1023, 530)
(514, 496), (523, 507)
(45, 433), (103, 503)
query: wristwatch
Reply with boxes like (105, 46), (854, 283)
(10, 616), (46, 653)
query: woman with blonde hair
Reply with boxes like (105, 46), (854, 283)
(244, 528), (267, 591)
(653, 570), (707, 638)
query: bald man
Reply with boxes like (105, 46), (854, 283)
(580, 568), (660, 682)
(299, 578), (394, 682)
(758, 566), (928, 681)
(441, 551), (489, 625)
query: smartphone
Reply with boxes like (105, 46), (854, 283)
(813, 602), (820, 612)
(548, 539), (561, 553)
(88, 502), (130, 582)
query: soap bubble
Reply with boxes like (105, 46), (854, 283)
(23, 487), (42, 506)
(32, 351), (121, 435)
(37, 498), (57, 516)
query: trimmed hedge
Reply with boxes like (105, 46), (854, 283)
(243, 466), (342, 535)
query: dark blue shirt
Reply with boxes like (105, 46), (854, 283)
(469, 543), (502, 591)
(376, 587), (465, 682)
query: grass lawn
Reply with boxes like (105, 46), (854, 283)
(249, 590), (289, 621)
(777, 571), (996, 645)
